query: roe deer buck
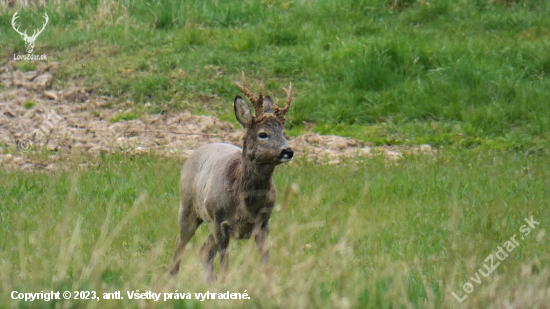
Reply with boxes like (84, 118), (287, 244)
(170, 73), (294, 282)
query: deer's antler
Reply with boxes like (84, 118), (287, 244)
(11, 11), (27, 38)
(280, 82), (292, 114)
(236, 72), (264, 118)
(274, 82), (293, 123)
(30, 13), (48, 40)
(236, 73), (293, 124)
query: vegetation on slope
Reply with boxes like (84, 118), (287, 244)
(1, 0), (549, 150)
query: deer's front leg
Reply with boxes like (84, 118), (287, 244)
(215, 220), (231, 281)
(255, 220), (274, 295)
(255, 221), (270, 267)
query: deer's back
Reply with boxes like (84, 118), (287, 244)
(180, 143), (241, 222)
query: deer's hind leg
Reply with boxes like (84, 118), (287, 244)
(199, 234), (217, 283)
(170, 204), (202, 276)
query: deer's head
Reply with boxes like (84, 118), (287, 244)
(234, 73), (294, 165)
(11, 11), (49, 54)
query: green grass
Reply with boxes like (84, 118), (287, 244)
(1, 0), (550, 149)
(2, 2), (550, 307)
(0, 151), (549, 308)
(108, 111), (140, 123)
(14, 61), (36, 72)
(23, 101), (36, 109)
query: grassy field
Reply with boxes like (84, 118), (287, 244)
(2, 0), (550, 308)
(0, 151), (549, 308)
(1, 0), (550, 149)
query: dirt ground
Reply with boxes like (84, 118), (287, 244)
(0, 61), (433, 171)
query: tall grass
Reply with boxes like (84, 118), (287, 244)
(0, 151), (549, 307)
(2, 1), (549, 308)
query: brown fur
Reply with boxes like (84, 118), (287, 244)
(169, 75), (293, 282)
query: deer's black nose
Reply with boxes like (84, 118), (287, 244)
(280, 148), (294, 160)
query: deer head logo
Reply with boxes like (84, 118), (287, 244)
(11, 11), (49, 54)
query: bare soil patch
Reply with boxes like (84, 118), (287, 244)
(0, 61), (433, 171)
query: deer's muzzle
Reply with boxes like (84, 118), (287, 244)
(279, 148), (294, 162)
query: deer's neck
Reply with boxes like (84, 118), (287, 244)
(239, 155), (275, 191)
(237, 154), (275, 212)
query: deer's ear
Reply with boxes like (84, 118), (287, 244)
(234, 96), (252, 127)
(263, 96), (274, 113)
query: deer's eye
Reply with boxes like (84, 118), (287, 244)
(258, 132), (269, 140)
